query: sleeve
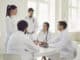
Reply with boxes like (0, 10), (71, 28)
(49, 34), (69, 49)
(24, 37), (39, 53)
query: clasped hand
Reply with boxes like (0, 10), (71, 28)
(33, 40), (48, 48)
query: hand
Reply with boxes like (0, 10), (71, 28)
(33, 40), (39, 45)
(39, 41), (48, 47)
(32, 31), (35, 33)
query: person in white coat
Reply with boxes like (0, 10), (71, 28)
(37, 22), (53, 60)
(49, 21), (76, 60)
(5, 5), (18, 50)
(37, 22), (53, 47)
(24, 8), (38, 41)
(7, 20), (39, 60)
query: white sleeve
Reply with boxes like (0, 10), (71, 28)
(24, 37), (39, 53)
(49, 34), (69, 49)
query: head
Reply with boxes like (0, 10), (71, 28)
(28, 8), (34, 17)
(17, 20), (28, 33)
(57, 21), (67, 31)
(43, 22), (50, 32)
(6, 5), (17, 17)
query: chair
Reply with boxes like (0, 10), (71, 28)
(74, 45), (80, 60)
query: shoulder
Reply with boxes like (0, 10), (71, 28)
(37, 31), (43, 37)
(24, 16), (27, 19)
(6, 16), (10, 20)
(9, 32), (16, 40)
(38, 31), (43, 34)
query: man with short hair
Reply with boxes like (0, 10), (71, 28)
(27, 8), (38, 33)
(48, 21), (76, 60)
(7, 20), (38, 60)
(24, 8), (38, 41)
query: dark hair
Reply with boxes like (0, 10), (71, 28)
(58, 21), (67, 29)
(44, 22), (50, 31)
(6, 5), (17, 16)
(28, 8), (34, 12)
(17, 20), (28, 31)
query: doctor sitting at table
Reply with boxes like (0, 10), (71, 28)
(37, 22), (56, 60)
(48, 21), (77, 60)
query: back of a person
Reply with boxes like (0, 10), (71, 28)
(56, 21), (75, 60)
(7, 20), (37, 60)
(60, 30), (74, 57)
(7, 31), (27, 54)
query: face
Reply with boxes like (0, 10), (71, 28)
(10, 8), (17, 16)
(28, 11), (33, 17)
(43, 24), (48, 31)
(57, 24), (63, 31)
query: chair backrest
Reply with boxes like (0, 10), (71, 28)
(74, 45), (80, 60)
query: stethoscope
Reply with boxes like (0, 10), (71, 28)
(45, 31), (48, 42)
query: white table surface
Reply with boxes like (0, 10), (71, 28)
(36, 47), (60, 57)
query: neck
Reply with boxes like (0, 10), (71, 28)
(59, 29), (65, 32)
(28, 16), (32, 18)
(43, 30), (48, 33)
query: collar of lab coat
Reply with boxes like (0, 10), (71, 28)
(17, 31), (25, 35)
(25, 16), (33, 19)
(57, 29), (68, 36)
(41, 30), (49, 34)
(59, 29), (68, 33)
(7, 15), (16, 18)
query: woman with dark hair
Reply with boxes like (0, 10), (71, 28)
(6, 5), (17, 16)
(37, 22), (53, 47)
(37, 22), (53, 60)
(5, 5), (17, 50)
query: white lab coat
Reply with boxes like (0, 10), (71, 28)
(37, 31), (52, 52)
(49, 30), (75, 60)
(37, 31), (53, 42)
(37, 31), (59, 60)
(24, 16), (38, 33)
(24, 16), (38, 41)
(5, 16), (18, 50)
(7, 31), (39, 60)
(6, 16), (17, 38)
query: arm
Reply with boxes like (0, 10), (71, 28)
(24, 38), (39, 53)
(49, 34), (69, 49)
